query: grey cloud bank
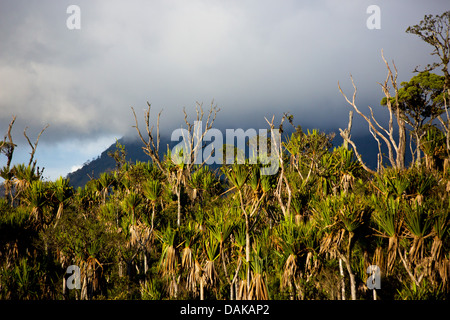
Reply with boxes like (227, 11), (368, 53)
(0, 0), (448, 179)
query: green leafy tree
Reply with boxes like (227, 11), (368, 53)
(381, 72), (447, 164)
(406, 11), (450, 88)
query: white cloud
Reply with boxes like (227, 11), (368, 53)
(70, 165), (82, 173)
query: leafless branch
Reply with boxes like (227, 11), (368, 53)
(339, 127), (376, 175)
(183, 100), (220, 171)
(131, 103), (164, 172)
(265, 115), (291, 217)
(338, 77), (392, 171)
(23, 123), (49, 170)
(2, 116), (17, 170)
(338, 50), (407, 172)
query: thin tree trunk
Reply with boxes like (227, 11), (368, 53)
(81, 276), (88, 300)
(345, 260), (357, 300)
(415, 131), (421, 167)
(339, 258), (346, 300)
(230, 283), (234, 300)
(118, 260), (123, 277)
(220, 241), (234, 300)
(230, 257), (242, 300)
(397, 113), (406, 170)
(176, 182), (182, 227)
(63, 276), (67, 298)
(174, 275), (178, 299)
(237, 190), (252, 294)
(151, 205), (155, 230)
(245, 212), (251, 293)
(144, 251), (148, 286)
(348, 269), (357, 301)
(200, 278), (204, 300)
(339, 253), (356, 300)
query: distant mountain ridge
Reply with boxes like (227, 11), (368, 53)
(66, 130), (381, 189)
(65, 137), (168, 188)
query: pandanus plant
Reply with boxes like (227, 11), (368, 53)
(398, 199), (434, 288)
(420, 126), (447, 170)
(403, 200), (433, 263)
(222, 163), (267, 293)
(405, 168), (436, 205)
(371, 195), (403, 275)
(372, 168), (410, 200)
(311, 192), (367, 300)
(430, 205), (449, 287)
(24, 180), (48, 225)
(186, 165), (218, 207)
(249, 243), (269, 300)
(143, 179), (162, 229)
(157, 225), (179, 298)
(275, 217), (301, 300)
(11, 164), (40, 202)
(284, 128), (334, 184)
(275, 214), (317, 300)
(51, 176), (73, 222)
(121, 191), (142, 224)
(97, 172), (114, 205)
(208, 207), (236, 298)
(167, 145), (188, 227)
(331, 146), (361, 194)
(0, 165), (14, 204)
(202, 233), (220, 299)
(181, 222), (201, 297)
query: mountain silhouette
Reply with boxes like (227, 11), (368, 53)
(66, 136), (173, 188)
(66, 129), (382, 189)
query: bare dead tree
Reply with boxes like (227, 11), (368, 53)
(131, 102), (164, 172)
(338, 50), (406, 173)
(265, 115), (292, 218)
(23, 124), (49, 175)
(379, 52), (407, 170)
(182, 100), (220, 175)
(1, 116), (17, 169)
(338, 77), (378, 175)
(174, 101), (220, 227)
(132, 100), (220, 227)
(1, 117), (48, 203)
(340, 110), (353, 151)
(1, 116), (17, 202)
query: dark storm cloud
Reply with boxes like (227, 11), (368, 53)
(0, 0), (448, 178)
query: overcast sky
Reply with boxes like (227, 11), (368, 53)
(0, 0), (448, 180)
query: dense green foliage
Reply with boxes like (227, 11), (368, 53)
(1, 127), (449, 300)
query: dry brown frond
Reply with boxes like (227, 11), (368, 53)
(181, 246), (193, 270)
(438, 258), (449, 286)
(129, 222), (153, 250)
(386, 236), (398, 275)
(204, 260), (218, 287)
(431, 236), (443, 262)
(162, 245), (177, 277)
(237, 279), (248, 300)
(249, 273), (269, 300)
(282, 254), (297, 289)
